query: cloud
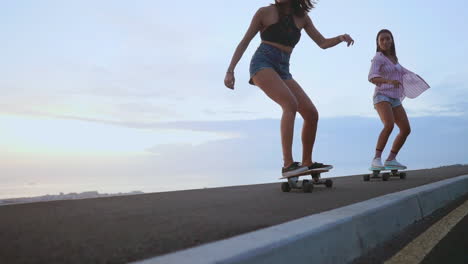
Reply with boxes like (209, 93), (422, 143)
(405, 70), (468, 117)
(143, 116), (468, 182)
(2, 1), (467, 128)
(2, 115), (467, 196)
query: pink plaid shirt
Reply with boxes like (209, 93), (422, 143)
(368, 52), (430, 100)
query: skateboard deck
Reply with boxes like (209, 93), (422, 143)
(280, 165), (334, 193)
(364, 166), (407, 181)
(279, 166), (333, 179)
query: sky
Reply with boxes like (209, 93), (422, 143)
(1, 0), (467, 198)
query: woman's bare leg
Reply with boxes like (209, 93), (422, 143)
(252, 69), (298, 167)
(375, 102), (395, 155)
(284, 79), (318, 167)
(388, 105), (411, 159)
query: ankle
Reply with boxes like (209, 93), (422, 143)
(386, 150), (398, 161)
(283, 161), (295, 168)
(374, 149), (383, 159)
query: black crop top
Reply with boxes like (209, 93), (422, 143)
(260, 10), (301, 48)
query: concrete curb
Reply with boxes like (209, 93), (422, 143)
(133, 175), (468, 264)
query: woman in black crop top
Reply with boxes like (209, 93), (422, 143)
(224, 0), (354, 177)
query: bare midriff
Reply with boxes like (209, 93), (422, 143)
(261, 40), (293, 54)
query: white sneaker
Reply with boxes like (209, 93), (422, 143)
(371, 157), (384, 168)
(384, 159), (407, 169)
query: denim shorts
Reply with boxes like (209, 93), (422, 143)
(249, 43), (293, 85)
(373, 94), (402, 108)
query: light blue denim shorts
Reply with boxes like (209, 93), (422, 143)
(249, 43), (292, 85)
(373, 94), (402, 109)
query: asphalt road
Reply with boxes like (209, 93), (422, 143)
(352, 192), (468, 264)
(422, 210), (468, 264)
(1, 165), (467, 264)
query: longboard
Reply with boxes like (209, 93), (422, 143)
(279, 166), (334, 193)
(364, 166), (407, 181)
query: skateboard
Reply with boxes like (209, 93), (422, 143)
(279, 166), (333, 193)
(364, 166), (407, 181)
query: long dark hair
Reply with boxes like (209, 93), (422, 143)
(376, 29), (398, 62)
(274, 0), (316, 17)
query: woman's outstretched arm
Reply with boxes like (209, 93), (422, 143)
(224, 8), (264, 89)
(303, 14), (354, 49)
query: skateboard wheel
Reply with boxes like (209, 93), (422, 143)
(363, 174), (370, 181)
(372, 171), (380, 178)
(382, 173), (390, 181)
(325, 179), (333, 188)
(281, 182), (291, 192)
(302, 180), (313, 193)
(400, 172), (406, 179)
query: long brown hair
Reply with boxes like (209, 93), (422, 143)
(274, 0), (316, 17)
(376, 29), (398, 62)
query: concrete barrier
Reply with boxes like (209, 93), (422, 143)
(133, 174), (468, 264)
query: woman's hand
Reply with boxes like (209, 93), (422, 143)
(388, 80), (402, 88)
(339, 34), (354, 47)
(224, 72), (235, 90)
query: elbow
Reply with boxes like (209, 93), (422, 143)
(238, 39), (249, 50)
(318, 40), (328, 49)
(369, 75), (381, 84)
(238, 36), (252, 49)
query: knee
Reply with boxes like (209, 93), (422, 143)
(382, 123), (394, 134)
(304, 108), (319, 124)
(282, 99), (299, 114)
(401, 126), (411, 137)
